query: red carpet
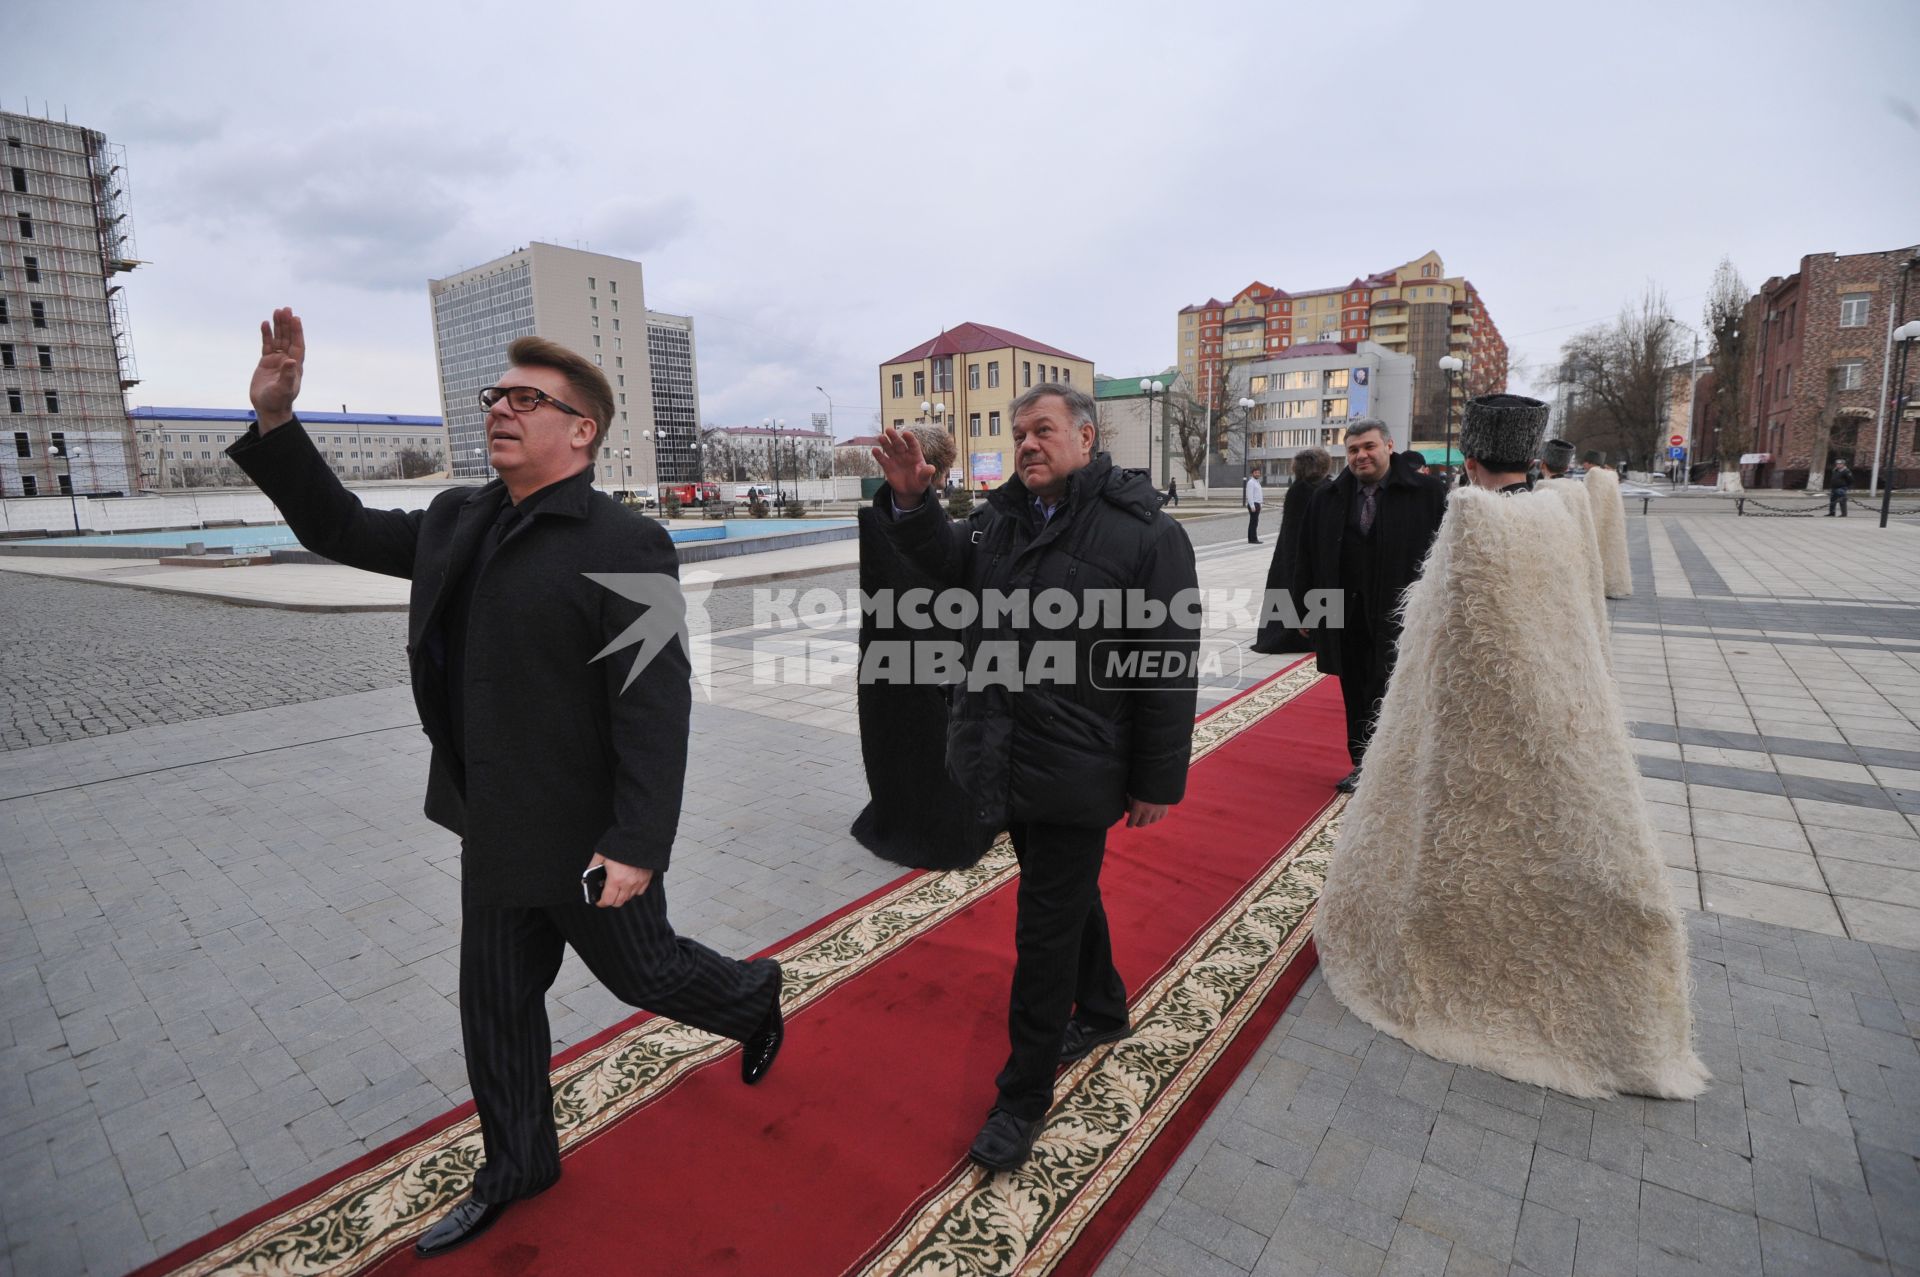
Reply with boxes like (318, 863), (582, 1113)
(139, 665), (1349, 1277)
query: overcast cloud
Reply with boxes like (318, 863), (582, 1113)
(6, 0), (1916, 433)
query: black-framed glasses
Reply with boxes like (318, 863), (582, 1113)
(478, 385), (585, 417)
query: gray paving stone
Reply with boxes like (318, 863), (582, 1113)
(1522, 1147), (1639, 1237)
(1637, 1182), (1762, 1274)
(1402, 1164), (1521, 1264)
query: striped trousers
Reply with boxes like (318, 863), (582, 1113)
(459, 873), (780, 1203)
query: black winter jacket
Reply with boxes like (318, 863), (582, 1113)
(877, 455), (1200, 830)
(1291, 456), (1447, 676)
(229, 419), (692, 907)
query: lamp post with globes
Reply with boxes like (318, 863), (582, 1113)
(47, 440), (85, 532)
(1880, 319), (1920, 528)
(919, 399), (949, 483)
(762, 417), (787, 499)
(1139, 378), (1167, 484)
(1437, 355), (1465, 482)
(1236, 397), (1257, 480)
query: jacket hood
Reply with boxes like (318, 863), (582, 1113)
(986, 453), (1163, 524)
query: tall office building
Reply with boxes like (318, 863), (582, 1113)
(0, 111), (142, 498)
(644, 310), (702, 485)
(429, 242), (686, 491)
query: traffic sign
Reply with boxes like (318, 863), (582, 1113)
(1669, 434), (1686, 447)
(1668, 447), (1685, 460)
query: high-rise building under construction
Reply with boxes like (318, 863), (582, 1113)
(0, 110), (142, 498)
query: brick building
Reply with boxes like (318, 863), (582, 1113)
(1175, 251), (1507, 445)
(1741, 243), (1920, 489)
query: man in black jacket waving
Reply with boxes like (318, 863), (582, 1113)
(1291, 420), (1447, 793)
(872, 383), (1200, 1170)
(232, 311), (783, 1258)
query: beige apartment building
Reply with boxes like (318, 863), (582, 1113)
(1177, 251), (1508, 445)
(878, 322), (1094, 488)
(429, 242), (698, 493)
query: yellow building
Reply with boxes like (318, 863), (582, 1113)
(878, 322), (1095, 488)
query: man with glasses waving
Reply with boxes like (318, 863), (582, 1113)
(229, 310), (785, 1258)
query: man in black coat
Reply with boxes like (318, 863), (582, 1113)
(871, 384), (1200, 1171)
(1291, 420), (1447, 793)
(232, 311), (784, 1258)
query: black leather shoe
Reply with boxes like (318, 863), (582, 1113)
(969, 1106), (1040, 1171)
(1335, 768), (1360, 794)
(741, 962), (784, 1085)
(415, 1195), (509, 1258)
(1059, 1018), (1131, 1063)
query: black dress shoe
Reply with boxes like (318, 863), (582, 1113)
(741, 962), (784, 1085)
(1059, 1017), (1131, 1063)
(1335, 768), (1360, 794)
(968, 1106), (1040, 1171)
(415, 1195), (509, 1258)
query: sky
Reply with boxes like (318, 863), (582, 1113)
(7, 0), (1918, 437)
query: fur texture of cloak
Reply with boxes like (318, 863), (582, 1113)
(1583, 465), (1633, 598)
(1541, 477), (1611, 673)
(1315, 484), (1708, 1100)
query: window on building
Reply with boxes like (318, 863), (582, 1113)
(592, 316), (600, 328)
(0, 344), (10, 368)
(31, 301), (46, 327)
(12, 430), (26, 455)
(913, 370), (926, 397)
(20, 475), (35, 496)
(612, 319), (619, 331)
(588, 277), (596, 289)
(989, 411), (1001, 436)
(8, 167), (22, 193)
(1023, 361), (1032, 387)
(1839, 294), (1870, 328)
(36, 346), (50, 369)
(44, 390), (59, 413)
(1835, 360), (1865, 391)
(0, 299), (8, 324)
(22, 256), (36, 282)
(16, 212), (31, 239)
(968, 363), (980, 390)
(987, 360), (1001, 389)
(932, 357), (953, 392)
(198, 434), (208, 442)
(593, 335), (601, 347)
(891, 373), (903, 399)
(609, 280), (617, 293)
(969, 413), (982, 437)
(1062, 368), (1071, 385)
(6, 388), (21, 413)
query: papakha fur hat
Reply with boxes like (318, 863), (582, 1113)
(1460, 394), (1551, 467)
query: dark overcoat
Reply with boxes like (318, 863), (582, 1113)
(229, 419), (690, 907)
(1290, 456), (1447, 676)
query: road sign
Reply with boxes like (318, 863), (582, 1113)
(1668, 446), (1685, 460)
(1669, 434), (1686, 447)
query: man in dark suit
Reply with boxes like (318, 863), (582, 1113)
(232, 310), (784, 1259)
(1291, 421), (1447, 794)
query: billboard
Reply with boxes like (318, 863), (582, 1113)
(970, 451), (1004, 484)
(1349, 366), (1370, 419)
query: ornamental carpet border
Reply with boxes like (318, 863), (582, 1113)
(151, 663), (1325, 1277)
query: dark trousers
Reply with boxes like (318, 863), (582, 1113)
(1828, 485), (1849, 516)
(459, 874), (779, 1203)
(1337, 593), (1395, 769)
(994, 820), (1128, 1121)
(1247, 506), (1262, 543)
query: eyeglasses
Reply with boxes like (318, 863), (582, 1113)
(478, 385), (585, 418)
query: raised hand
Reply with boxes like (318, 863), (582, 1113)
(872, 426), (935, 508)
(250, 307), (305, 432)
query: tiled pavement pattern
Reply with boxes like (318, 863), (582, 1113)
(1097, 510), (1920, 1277)
(1, 505), (1917, 1274)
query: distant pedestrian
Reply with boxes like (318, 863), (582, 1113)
(1827, 458), (1852, 517)
(1244, 469), (1264, 543)
(1252, 447), (1330, 654)
(1165, 477), (1179, 507)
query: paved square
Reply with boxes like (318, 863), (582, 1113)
(2, 505), (1918, 1275)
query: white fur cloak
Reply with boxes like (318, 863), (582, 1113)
(1315, 484), (1707, 1100)
(1583, 465), (1633, 598)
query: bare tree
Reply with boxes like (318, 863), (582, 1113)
(1556, 285), (1684, 473)
(396, 446), (440, 478)
(835, 444), (881, 479)
(1702, 257), (1748, 470)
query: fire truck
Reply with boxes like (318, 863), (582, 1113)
(663, 481), (721, 506)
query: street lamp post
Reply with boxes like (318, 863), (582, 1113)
(48, 441), (84, 532)
(1438, 355), (1465, 481)
(1139, 378), (1166, 485)
(1236, 397), (1257, 479)
(762, 417), (786, 499)
(1880, 320), (1920, 528)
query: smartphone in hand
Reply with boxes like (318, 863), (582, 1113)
(581, 863), (608, 905)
